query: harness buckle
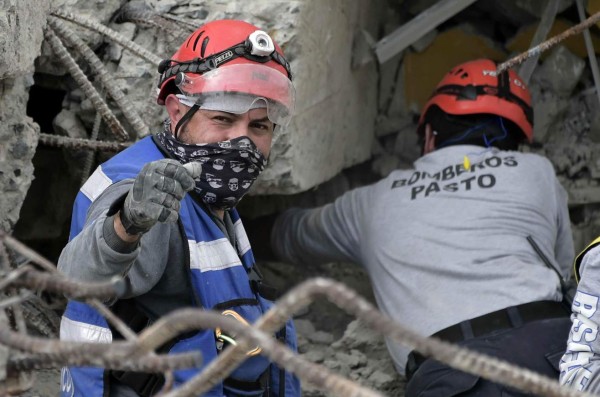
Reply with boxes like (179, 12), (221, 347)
(215, 309), (262, 356)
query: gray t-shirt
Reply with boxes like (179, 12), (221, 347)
(560, 244), (600, 392)
(273, 145), (574, 373)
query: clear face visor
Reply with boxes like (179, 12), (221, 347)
(175, 64), (295, 127)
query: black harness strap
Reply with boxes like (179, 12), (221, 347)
(157, 41), (292, 90)
(213, 298), (260, 311)
(107, 300), (170, 397)
(277, 326), (287, 397)
(433, 84), (533, 125)
(110, 370), (164, 397)
(223, 367), (272, 396)
(173, 103), (200, 139)
(497, 69), (511, 100)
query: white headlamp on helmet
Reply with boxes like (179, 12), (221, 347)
(247, 30), (275, 56)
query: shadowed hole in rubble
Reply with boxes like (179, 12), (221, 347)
(26, 84), (66, 135)
(13, 82), (78, 265)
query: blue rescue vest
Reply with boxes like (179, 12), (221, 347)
(59, 137), (300, 397)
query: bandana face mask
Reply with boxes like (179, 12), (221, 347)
(155, 128), (268, 209)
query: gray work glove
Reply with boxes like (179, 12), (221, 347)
(119, 159), (201, 235)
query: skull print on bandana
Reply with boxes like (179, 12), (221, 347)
(154, 129), (268, 209)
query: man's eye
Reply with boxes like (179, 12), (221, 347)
(214, 116), (232, 123)
(252, 123), (273, 132)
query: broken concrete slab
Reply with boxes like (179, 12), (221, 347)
(371, 153), (401, 178)
(589, 113), (600, 143)
(568, 185), (600, 205)
(375, 0), (478, 64)
(0, 78), (40, 233)
(537, 46), (585, 95)
(394, 122), (421, 167)
(410, 29), (438, 53)
(517, 0), (560, 84)
(377, 52), (407, 120)
(0, 0), (51, 79)
(528, 83), (570, 143)
(376, 114), (415, 138)
(250, 0), (386, 194)
(53, 109), (88, 139)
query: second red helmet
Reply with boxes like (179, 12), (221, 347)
(418, 59), (534, 143)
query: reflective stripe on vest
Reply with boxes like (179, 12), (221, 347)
(60, 137), (291, 396)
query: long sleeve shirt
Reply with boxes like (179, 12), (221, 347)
(272, 145), (574, 374)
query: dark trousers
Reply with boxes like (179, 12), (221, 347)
(405, 317), (571, 397)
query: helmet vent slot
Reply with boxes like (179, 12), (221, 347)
(192, 30), (205, 53)
(201, 37), (209, 58)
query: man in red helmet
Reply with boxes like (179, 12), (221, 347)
(259, 59), (574, 396)
(57, 20), (300, 397)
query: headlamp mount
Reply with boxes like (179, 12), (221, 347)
(246, 30), (275, 56)
(158, 30), (292, 90)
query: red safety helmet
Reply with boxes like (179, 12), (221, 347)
(156, 20), (294, 125)
(417, 59), (533, 143)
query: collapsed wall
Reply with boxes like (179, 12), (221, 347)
(0, 1), (50, 233)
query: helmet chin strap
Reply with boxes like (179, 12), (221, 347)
(173, 103), (200, 140)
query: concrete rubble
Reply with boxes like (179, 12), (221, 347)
(0, 0), (50, 233)
(4, 0), (600, 395)
(299, 318), (405, 396)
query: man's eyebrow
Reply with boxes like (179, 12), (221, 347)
(207, 111), (269, 122)
(208, 110), (236, 116)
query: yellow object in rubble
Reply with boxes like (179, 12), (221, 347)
(463, 155), (471, 170)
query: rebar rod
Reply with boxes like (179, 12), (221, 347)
(159, 13), (197, 32)
(51, 9), (162, 66)
(81, 111), (101, 185)
(7, 351), (200, 372)
(12, 269), (125, 301)
(114, 2), (189, 39)
(0, 325), (132, 356)
(137, 310), (382, 397)
(498, 10), (600, 73)
(0, 265), (32, 292)
(284, 279), (592, 397)
(155, 278), (591, 397)
(576, 0), (600, 110)
(1, 234), (56, 273)
(38, 133), (130, 152)
(45, 27), (129, 141)
(0, 291), (33, 310)
(49, 17), (150, 138)
(518, 0), (560, 83)
(1, 234), (136, 340)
